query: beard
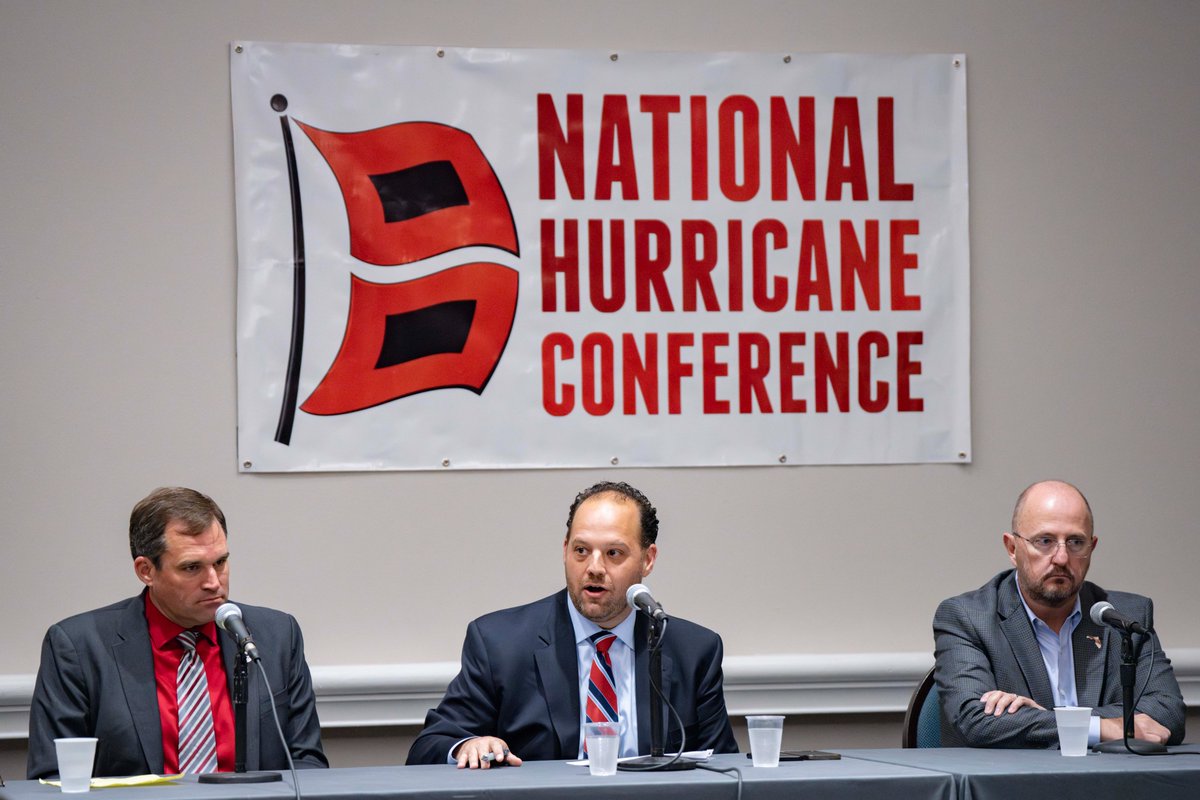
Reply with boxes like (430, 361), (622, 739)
(1021, 569), (1079, 607)
(568, 584), (625, 625)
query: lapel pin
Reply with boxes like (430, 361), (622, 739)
(1086, 635), (1102, 650)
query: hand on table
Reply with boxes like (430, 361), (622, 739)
(453, 737), (523, 769)
(1100, 713), (1170, 744)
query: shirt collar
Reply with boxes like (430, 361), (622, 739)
(1015, 582), (1082, 631)
(565, 591), (637, 650)
(143, 590), (219, 650)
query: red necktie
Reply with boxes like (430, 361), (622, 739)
(585, 631), (619, 725)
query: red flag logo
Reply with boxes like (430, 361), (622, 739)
(295, 120), (518, 265)
(301, 264), (518, 414)
(292, 119), (520, 415)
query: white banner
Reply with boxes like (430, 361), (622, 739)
(231, 43), (970, 471)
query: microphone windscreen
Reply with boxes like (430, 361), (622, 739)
(1089, 601), (1113, 626)
(215, 602), (242, 630)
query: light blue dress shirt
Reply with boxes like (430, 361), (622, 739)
(566, 595), (640, 758)
(1016, 588), (1101, 745)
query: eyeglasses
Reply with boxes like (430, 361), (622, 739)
(1011, 531), (1093, 558)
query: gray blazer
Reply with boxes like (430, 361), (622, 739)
(933, 570), (1185, 747)
(27, 592), (328, 778)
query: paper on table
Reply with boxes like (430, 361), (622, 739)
(568, 749), (714, 766)
(40, 774), (184, 788)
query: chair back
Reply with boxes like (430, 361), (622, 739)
(901, 666), (941, 748)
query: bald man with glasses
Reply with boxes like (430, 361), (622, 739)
(932, 480), (1185, 748)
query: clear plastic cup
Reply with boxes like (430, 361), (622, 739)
(53, 738), (97, 793)
(746, 715), (785, 767)
(1053, 706), (1092, 757)
(584, 721), (620, 776)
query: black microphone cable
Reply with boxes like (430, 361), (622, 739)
(254, 659), (304, 800)
(618, 620), (744, 798)
(1119, 632), (1199, 757)
(695, 760), (744, 800)
(616, 619), (686, 772)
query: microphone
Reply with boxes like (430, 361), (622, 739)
(626, 583), (666, 621)
(1089, 601), (1151, 636)
(215, 603), (261, 661)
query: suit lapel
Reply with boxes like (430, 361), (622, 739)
(115, 596), (164, 773)
(997, 575), (1055, 707)
(533, 592), (580, 759)
(1073, 585), (1109, 707)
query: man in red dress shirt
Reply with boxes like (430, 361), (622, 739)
(27, 487), (327, 778)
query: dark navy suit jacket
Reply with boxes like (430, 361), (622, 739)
(27, 592), (328, 778)
(406, 589), (738, 764)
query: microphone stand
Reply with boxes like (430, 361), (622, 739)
(618, 615), (697, 771)
(200, 641), (282, 783)
(1093, 630), (1167, 754)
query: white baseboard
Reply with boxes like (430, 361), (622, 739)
(4, 648), (1198, 737)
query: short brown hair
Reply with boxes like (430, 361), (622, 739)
(129, 487), (226, 567)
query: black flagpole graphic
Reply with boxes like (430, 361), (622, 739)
(272, 94), (305, 446)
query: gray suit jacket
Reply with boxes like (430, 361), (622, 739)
(405, 590), (739, 764)
(27, 592), (328, 778)
(933, 570), (1185, 747)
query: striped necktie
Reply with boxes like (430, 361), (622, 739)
(176, 630), (218, 774)
(585, 631), (619, 728)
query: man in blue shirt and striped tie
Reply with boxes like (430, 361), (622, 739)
(407, 481), (739, 768)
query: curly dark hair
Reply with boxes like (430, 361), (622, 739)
(129, 487), (227, 567)
(565, 481), (659, 549)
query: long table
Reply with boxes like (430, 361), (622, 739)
(0, 754), (951, 800)
(3, 748), (1199, 799)
(841, 747), (1200, 800)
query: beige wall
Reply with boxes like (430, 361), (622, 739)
(2, 0), (1197, 767)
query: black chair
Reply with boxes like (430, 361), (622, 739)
(901, 666), (942, 748)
